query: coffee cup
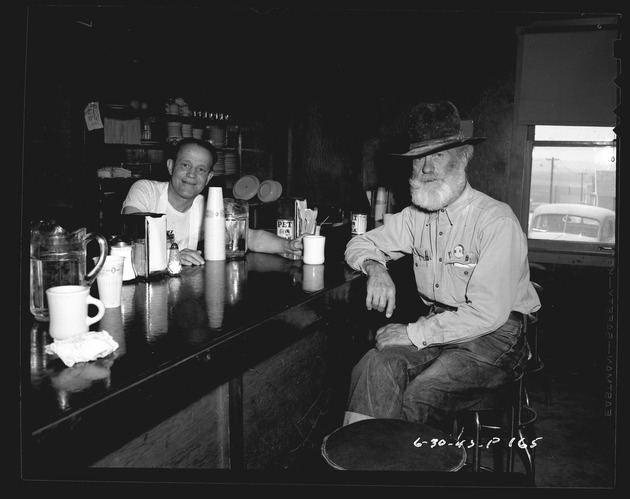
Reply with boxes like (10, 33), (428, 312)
(303, 235), (326, 265)
(46, 285), (105, 341)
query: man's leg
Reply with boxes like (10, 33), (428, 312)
(401, 315), (529, 426)
(344, 345), (441, 425)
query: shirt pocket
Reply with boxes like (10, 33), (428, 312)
(443, 252), (478, 302)
(412, 246), (432, 287)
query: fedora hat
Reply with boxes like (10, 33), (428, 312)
(392, 101), (485, 158)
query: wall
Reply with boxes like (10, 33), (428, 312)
(277, 9), (531, 212)
(23, 7), (566, 227)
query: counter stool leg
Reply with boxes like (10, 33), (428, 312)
(472, 411), (482, 472)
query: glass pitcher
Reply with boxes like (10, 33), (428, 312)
(30, 220), (108, 322)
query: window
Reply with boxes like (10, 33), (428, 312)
(527, 125), (616, 245)
(509, 16), (620, 266)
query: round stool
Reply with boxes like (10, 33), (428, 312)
(321, 418), (467, 471)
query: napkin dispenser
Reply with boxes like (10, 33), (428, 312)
(122, 213), (167, 281)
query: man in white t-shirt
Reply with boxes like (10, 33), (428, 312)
(122, 138), (302, 266)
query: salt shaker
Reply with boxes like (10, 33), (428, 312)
(167, 242), (182, 276)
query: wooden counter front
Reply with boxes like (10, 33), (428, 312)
(23, 252), (372, 478)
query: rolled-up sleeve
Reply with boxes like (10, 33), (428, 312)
(344, 210), (415, 273)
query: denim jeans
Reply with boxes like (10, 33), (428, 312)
(345, 313), (530, 428)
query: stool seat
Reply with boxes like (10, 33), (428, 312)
(321, 418), (467, 471)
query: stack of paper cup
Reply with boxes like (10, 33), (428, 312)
(204, 187), (226, 261)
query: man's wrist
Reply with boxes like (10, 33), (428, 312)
(362, 259), (386, 273)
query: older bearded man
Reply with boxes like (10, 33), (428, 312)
(343, 101), (540, 429)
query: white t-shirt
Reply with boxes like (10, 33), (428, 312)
(121, 180), (205, 250)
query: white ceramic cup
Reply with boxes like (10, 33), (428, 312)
(303, 235), (326, 265)
(46, 285), (105, 341)
(302, 264), (325, 292)
(95, 255), (125, 308)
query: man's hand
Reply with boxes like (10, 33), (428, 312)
(179, 248), (205, 266)
(375, 323), (413, 350)
(285, 234), (304, 256)
(364, 260), (396, 318)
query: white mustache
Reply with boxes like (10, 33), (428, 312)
(410, 176), (441, 188)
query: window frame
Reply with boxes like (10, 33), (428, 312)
(508, 17), (620, 268)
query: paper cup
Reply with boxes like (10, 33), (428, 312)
(94, 255), (125, 308)
(204, 218), (226, 261)
(206, 187), (225, 219)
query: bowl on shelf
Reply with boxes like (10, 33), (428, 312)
(232, 175), (260, 201)
(258, 180), (282, 203)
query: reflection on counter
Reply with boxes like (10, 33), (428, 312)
(99, 308), (126, 358)
(226, 258), (247, 305)
(134, 279), (169, 341)
(302, 264), (325, 293)
(205, 261), (226, 330)
(49, 357), (113, 411)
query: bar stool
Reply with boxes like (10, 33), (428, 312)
(321, 418), (467, 472)
(526, 282), (551, 407)
(452, 373), (536, 477)
(452, 307), (543, 484)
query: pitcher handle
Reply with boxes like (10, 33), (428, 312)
(84, 233), (109, 287)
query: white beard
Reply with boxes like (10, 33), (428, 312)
(410, 168), (466, 212)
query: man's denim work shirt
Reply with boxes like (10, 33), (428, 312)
(345, 183), (541, 349)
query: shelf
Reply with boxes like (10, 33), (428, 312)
(100, 141), (163, 148)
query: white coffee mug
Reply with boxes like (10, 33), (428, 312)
(303, 235), (326, 265)
(46, 285), (105, 341)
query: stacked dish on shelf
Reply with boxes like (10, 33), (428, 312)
(207, 125), (226, 175)
(167, 121), (182, 139)
(181, 123), (193, 138)
(224, 151), (239, 176)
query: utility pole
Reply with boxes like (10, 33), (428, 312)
(546, 157), (559, 204)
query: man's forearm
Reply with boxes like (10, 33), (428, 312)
(248, 229), (290, 253)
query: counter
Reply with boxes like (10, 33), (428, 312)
(23, 250), (371, 478)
